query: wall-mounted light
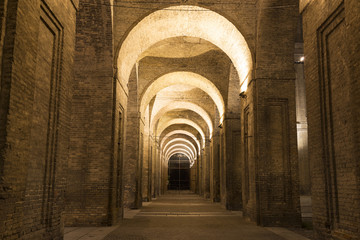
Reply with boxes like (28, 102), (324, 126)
(239, 91), (247, 99)
(295, 56), (305, 64)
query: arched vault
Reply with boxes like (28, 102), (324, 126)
(157, 118), (206, 147)
(117, 5), (252, 92)
(160, 130), (201, 153)
(140, 72), (224, 119)
(166, 148), (194, 165)
(163, 138), (198, 158)
(164, 141), (196, 158)
(165, 144), (195, 160)
(165, 151), (192, 164)
(151, 101), (213, 137)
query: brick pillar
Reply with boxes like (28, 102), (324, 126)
(155, 143), (161, 196)
(224, 116), (242, 210)
(242, 0), (301, 226)
(190, 157), (197, 192)
(219, 130), (226, 205)
(196, 151), (201, 194)
(123, 66), (141, 209)
(151, 139), (157, 198)
(204, 140), (211, 198)
(210, 129), (221, 202)
(199, 149), (204, 196)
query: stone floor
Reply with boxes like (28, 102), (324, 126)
(65, 191), (313, 240)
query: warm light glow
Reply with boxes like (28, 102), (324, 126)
(150, 101), (213, 137)
(163, 138), (198, 158)
(165, 144), (195, 160)
(166, 150), (193, 164)
(156, 118), (206, 147)
(166, 151), (195, 167)
(139, 36), (218, 59)
(240, 77), (248, 93)
(140, 72), (224, 119)
(219, 115), (224, 126)
(166, 148), (193, 162)
(160, 130), (201, 153)
(164, 142), (196, 159)
(117, 5), (252, 95)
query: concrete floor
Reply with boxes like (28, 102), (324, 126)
(65, 191), (312, 240)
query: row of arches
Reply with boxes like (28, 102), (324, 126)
(118, 5), (252, 209)
(2, 1), (358, 239)
(66, 0), (303, 230)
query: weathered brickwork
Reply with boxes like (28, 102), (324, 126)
(0, 0), (77, 239)
(1, 0), (358, 239)
(239, 0), (302, 227)
(64, 0), (116, 227)
(224, 64), (242, 210)
(138, 51), (232, 107)
(240, 80), (257, 222)
(302, 0), (360, 239)
(123, 66), (141, 209)
(116, 0), (301, 227)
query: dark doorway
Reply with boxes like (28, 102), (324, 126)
(168, 154), (190, 190)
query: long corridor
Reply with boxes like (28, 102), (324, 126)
(98, 191), (311, 240)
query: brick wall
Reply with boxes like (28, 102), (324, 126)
(2, 1), (357, 236)
(0, 0), (77, 238)
(302, 0), (360, 239)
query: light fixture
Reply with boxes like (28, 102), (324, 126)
(239, 91), (247, 99)
(295, 56), (305, 64)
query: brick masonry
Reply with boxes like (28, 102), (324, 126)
(0, 0), (359, 239)
(302, 0), (360, 239)
(0, 0), (77, 239)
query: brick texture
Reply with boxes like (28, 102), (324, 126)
(302, 0), (360, 239)
(0, 0), (77, 239)
(1, 1), (358, 239)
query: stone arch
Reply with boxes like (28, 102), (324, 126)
(166, 148), (194, 164)
(164, 142), (196, 159)
(165, 151), (192, 162)
(117, 5), (252, 91)
(163, 138), (198, 159)
(151, 101), (213, 136)
(165, 143), (195, 160)
(160, 130), (201, 153)
(140, 72), (224, 119)
(156, 118), (206, 146)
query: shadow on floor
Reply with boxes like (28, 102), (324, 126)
(65, 191), (313, 240)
